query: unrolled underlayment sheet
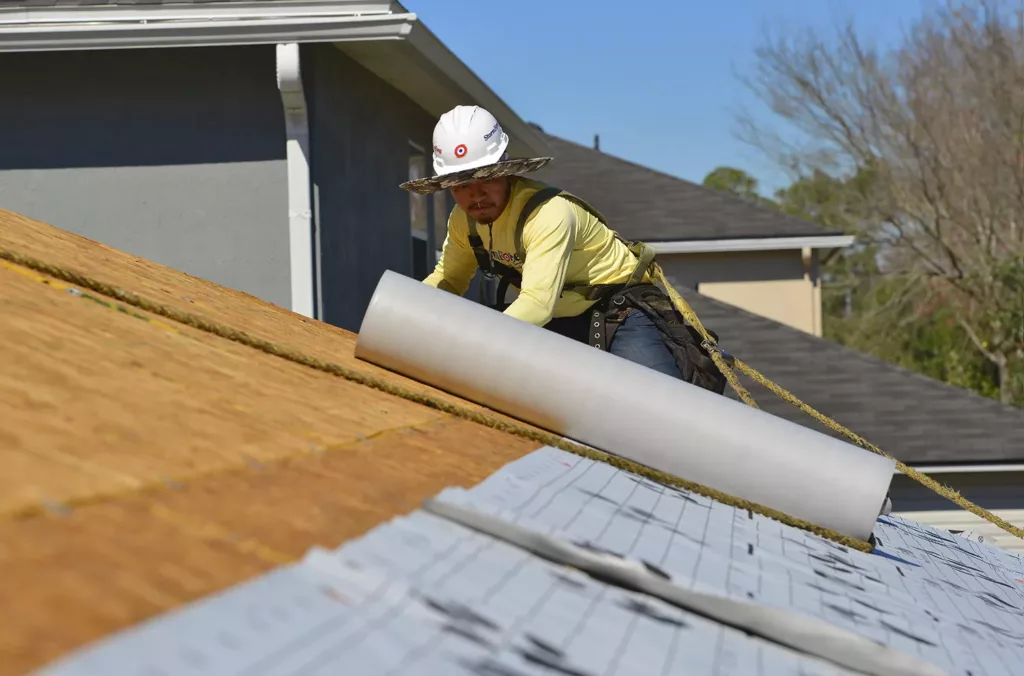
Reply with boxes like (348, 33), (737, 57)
(39, 447), (1024, 676)
(354, 271), (894, 541)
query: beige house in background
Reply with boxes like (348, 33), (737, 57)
(653, 238), (851, 337)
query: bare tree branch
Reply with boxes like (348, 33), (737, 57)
(735, 0), (1024, 404)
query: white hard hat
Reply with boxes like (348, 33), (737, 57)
(431, 105), (510, 176)
(400, 105), (553, 194)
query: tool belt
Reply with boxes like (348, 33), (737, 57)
(590, 284), (730, 395)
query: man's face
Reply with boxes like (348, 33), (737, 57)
(450, 178), (511, 223)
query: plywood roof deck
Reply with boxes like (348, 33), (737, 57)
(0, 209), (542, 675)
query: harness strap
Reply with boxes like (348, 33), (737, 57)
(467, 182), (654, 308)
(467, 216), (519, 306)
(514, 186), (653, 300)
(514, 187), (563, 261)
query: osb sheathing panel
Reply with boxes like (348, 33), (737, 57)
(1, 259), (446, 513)
(0, 208), (510, 416)
(0, 210), (543, 673)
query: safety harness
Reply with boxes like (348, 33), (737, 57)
(464, 183), (729, 395)
(467, 186), (656, 309)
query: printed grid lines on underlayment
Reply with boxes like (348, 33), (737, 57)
(39, 446), (1024, 676)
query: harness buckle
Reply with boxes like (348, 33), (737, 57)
(702, 339), (735, 366)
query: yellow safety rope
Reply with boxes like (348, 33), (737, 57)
(650, 263), (1024, 542)
(0, 246), (874, 552)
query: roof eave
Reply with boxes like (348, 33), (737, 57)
(0, 1), (397, 26)
(0, 8), (415, 52)
(652, 235), (855, 255)
(0, 0), (550, 159)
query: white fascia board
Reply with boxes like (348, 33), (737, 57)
(0, 10), (414, 52)
(652, 235), (855, 255)
(896, 463), (1024, 474)
(0, 2), (394, 25)
(401, 15), (550, 159)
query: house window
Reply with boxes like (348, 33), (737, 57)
(409, 143), (429, 279)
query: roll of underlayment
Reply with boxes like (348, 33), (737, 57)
(354, 270), (894, 542)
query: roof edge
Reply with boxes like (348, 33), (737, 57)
(653, 235), (854, 254)
(0, 0), (549, 159)
(0, 3), (413, 52)
(541, 131), (837, 238)
(0, 1), (396, 25)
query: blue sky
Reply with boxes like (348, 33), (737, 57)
(403, 0), (932, 195)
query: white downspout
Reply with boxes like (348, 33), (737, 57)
(276, 42), (316, 319)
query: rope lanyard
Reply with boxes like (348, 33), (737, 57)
(3, 244), (1019, 547)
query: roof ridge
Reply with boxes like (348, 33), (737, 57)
(539, 131), (844, 238)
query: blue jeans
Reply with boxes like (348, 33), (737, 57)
(608, 309), (681, 379)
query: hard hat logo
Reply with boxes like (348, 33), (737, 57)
(400, 104), (554, 195)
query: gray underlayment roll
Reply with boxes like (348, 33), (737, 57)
(354, 270), (895, 541)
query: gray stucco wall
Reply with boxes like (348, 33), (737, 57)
(0, 46), (291, 308)
(305, 44), (446, 331)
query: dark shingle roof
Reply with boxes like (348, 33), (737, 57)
(683, 288), (1024, 464)
(532, 130), (841, 242)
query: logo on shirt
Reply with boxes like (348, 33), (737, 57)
(489, 250), (521, 265)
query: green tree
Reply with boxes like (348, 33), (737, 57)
(701, 166), (771, 206)
(774, 167), (1021, 405)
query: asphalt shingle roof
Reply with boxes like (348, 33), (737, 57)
(681, 288), (1024, 465)
(532, 130), (841, 242)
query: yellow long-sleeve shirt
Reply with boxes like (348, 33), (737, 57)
(423, 177), (647, 326)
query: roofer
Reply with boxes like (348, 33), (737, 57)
(400, 105), (727, 394)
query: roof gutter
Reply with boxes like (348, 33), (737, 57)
(276, 43), (317, 320)
(0, 8), (415, 52)
(652, 235), (855, 255)
(0, 2), (395, 24)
